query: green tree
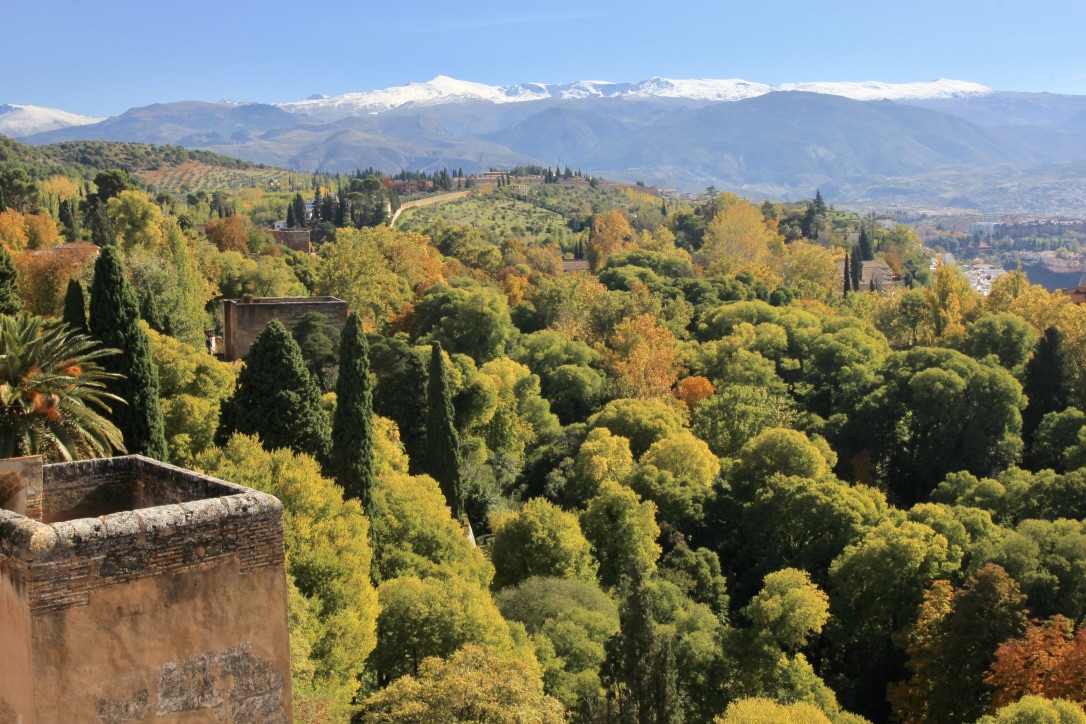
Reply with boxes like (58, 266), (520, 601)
(566, 427), (635, 506)
(421, 342), (465, 521)
(496, 576), (620, 710)
(599, 578), (682, 724)
(735, 475), (887, 596)
(581, 481), (661, 588)
(61, 278), (87, 334)
(691, 385), (796, 460)
(826, 520), (959, 720)
(858, 226), (874, 261)
(843, 250), (852, 296)
(0, 313), (124, 461)
(88, 246), (167, 459)
(0, 245), (22, 314)
(372, 575), (517, 685)
(292, 312), (341, 393)
(415, 280), (514, 363)
(330, 313), (376, 523)
(844, 347), (1025, 506)
(216, 319), (330, 462)
(965, 313), (1038, 373)
(731, 429), (833, 498)
(1023, 326), (1073, 448)
(588, 398), (687, 458)
(490, 498), (597, 589)
(89, 203), (115, 247)
(372, 471), (494, 587)
(369, 336), (429, 473)
(147, 328), (236, 467)
(1032, 408), (1086, 472)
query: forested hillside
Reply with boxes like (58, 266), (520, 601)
(1, 156), (1085, 723)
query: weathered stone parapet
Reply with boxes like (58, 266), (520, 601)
(0, 455), (292, 722)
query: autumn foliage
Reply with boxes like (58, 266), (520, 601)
(986, 616), (1086, 709)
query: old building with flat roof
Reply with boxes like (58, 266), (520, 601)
(221, 295), (349, 361)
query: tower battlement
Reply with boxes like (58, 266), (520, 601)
(0, 456), (292, 723)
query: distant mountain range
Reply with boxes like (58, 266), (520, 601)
(7, 76), (1086, 213)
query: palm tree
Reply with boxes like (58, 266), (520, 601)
(0, 313), (125, 461)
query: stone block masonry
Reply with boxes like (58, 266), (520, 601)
(0, 456), (293, 723)
(221, 295), (348, 361)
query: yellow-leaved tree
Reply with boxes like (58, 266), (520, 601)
(195, 434), (378, 720)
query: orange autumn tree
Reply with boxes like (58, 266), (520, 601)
(985, 616), (1086, 710)
(607, 313), (681, 400)
(676, 376), (715, 414)
(205, 215), (251, 253)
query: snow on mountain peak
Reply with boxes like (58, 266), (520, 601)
(276, 76), (995, 121)
(0, 104), (105, 138)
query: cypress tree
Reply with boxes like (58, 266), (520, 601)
(843, 250), (852, 295)
(851, 248), (863, 291)
(601, 578), (682, 723)
(422, 342), (464, 521)
(90, 204), (115, 247)
(216, 319), (330, 462)
(292, 193), (307, 228)
(88, 246), (167, 459)
(0, 246), (22, 315)
(286, 202), (296, 228)
(330, 313), (376, 521)
(1023, 326), (1072, 447)
(858, 225), (875, 261)
(61, 278), (87, 333)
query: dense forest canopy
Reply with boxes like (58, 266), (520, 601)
(2, 134), (1086, 723)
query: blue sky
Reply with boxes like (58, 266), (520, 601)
(4, 0), (1085, 116)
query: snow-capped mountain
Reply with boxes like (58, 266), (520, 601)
(0, 104), (105, 138)
(278, 75), (993, 120)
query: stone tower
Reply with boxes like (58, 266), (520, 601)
(0, 455), (292, 723)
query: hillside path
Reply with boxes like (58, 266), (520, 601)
(389, 190), (472, 227)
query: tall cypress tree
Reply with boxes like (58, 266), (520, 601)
(0, 246), (22, 315)
(90, 204), (115, 247)
(62, 278), (87, 333)
(601, 578), (682, 723)
(88, 246), (167, 459)
(858, 225), (875, 261)
(843, 250), (852, 295)
(1022, 326), (1072, 448)
(286, 202), (297, 228)
(422, 342), (464, 521)
(850, 248), (863, 292)
(330, 313), (376, 521)
(216, 319), (330, 462)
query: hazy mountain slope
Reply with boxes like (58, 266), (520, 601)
(569, 93), (1063, 193)
(905, 91), (1086, 128)
(198, 114), (540, 172)
(26, 101), (302, 146)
